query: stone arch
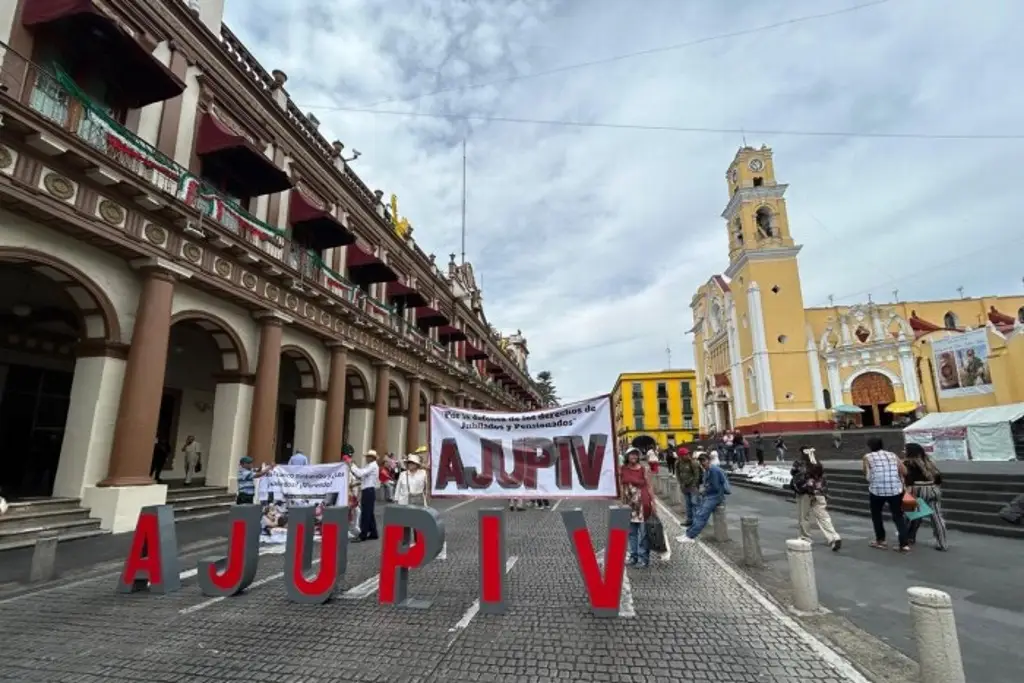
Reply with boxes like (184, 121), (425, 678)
(1017, 306), (1024, 324)
(753, 205), (775, 237)
(280, 345), (322, 391)
(843, 366), (902, 393)
(169, 310), (249, 373)
(388, 379), (407, 413)
(0, 247), (121, 342)
(943, 311), (959, 329)
(345, 366), (372, 403)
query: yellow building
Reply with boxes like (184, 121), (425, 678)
(691, 145), (1024, 435)
(611, 371), (700, 450)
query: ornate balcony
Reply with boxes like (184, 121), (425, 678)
(0, 42), (530, 407)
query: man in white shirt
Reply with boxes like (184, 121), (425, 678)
(182, 435), (202, 485)
(350, 450), (380, 541)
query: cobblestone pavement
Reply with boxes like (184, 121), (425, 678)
(0, 497), (866, 683)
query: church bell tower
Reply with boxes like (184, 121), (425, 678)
(721, 145), (820, 422)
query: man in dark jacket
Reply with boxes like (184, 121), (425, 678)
(678, 452), (731, 544)
(674, 447), (703, 527)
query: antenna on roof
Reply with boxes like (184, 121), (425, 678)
(460, 138), (467, 266)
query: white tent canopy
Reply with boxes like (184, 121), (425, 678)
(904, 402), (1024, 461)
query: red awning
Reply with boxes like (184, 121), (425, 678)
(22, 0), (185, 109)
(415, 306), (448, 327)
(988, 306), (1015, 326)
(464, 342), (488, 360)
(196, 113), (292, 197)
(345, 244), (398, 285)
(385, 282), (427, 308)
(289, 190), (353, 250)
(437, 325), (468, 342)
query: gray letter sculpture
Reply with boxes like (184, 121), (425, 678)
(197, 505), (261, 597)
(284, 506), (349, 604)
(381, 505), (446, 609)
(560, 505), (631, 618)
(116, 504), (181, 594)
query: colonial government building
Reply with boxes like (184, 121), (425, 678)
(0, 0), (541, 535)
(692, 145), (1024, 435)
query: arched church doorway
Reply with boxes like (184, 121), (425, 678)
(850, 372), (896, 428)
(0, 253), (118, 500)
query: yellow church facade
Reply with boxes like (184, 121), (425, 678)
(691, 145), (1024, 435)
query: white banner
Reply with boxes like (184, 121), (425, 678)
(429, 395), (617, 498)
(257, 463), (351, 544)
(931, 328), (994, 399)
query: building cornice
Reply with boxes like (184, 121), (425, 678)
(721, 184), (788, 221)
(724, 245), (802, 278)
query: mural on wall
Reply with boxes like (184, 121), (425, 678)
(932, 328), (994, 399)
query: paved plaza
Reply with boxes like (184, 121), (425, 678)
(0, 498), (868, 683)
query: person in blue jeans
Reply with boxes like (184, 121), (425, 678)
(675, 447), (703, 526)
(677, 452), (731, 544)
(619, 447), (654, 567)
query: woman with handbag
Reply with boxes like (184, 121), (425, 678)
(862, 436), (910, 552)
(790, 447), (842, 552)
(619, 447), (654, 568)
(903, 443), (949, 551)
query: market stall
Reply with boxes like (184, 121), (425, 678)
(903, 403), (1024, 461)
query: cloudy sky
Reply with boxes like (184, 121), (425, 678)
(223, 0), (1022, 402)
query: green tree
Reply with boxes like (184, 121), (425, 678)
(535, 370), (559, 407)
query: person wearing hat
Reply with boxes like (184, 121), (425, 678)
(678, 451), (731, 544)
(350, 450), (381, 541)
(236, 456), (272, 505)
(675, 447), (703, 527)
(395, 453), (429, 508)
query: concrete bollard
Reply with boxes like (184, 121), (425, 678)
(907, 587), (966, 683)
(669, 481), (682, 505)
(29, 531), (60, 583)
(740, 516), (763, 567)
(785, 539), (819, 613)
(712, 505), (729, 542)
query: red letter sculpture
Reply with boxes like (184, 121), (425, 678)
(478, 507), (507, 615)
(560, 506), (630, 617)
(379, 505), (445, 609)
(284, 506), (349, 604)
(197, 505), (261, 597)
(117, 504), (180, 594)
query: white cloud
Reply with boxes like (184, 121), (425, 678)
(223, 0), (1024, 402)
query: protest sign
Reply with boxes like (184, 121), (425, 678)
(429, 395), (617, 498)
(257, 463), (350, 543)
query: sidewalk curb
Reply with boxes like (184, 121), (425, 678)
(657, 499), (919, 683)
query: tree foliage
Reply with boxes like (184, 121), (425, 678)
(535, 370), (559, 407)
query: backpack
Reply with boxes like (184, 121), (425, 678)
(789, 464), (810, 495)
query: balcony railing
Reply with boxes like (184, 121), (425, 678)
(0, 44), (530, 404)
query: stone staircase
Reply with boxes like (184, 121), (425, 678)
(728, 464), (1024, 540)
(0, 497), (106, 552)
(0, 484), (234, 553)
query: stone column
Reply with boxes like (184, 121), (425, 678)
(246, 313), (286, 465)
(320, 342), (351, 463)
(53, 342), (128, 499)
(405, 375), (423, 454)
(372, 361), (392, 454)
(208, 372), (253, 490)
(100, 265), (180, 487)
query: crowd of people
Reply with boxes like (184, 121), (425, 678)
(616, 432), (951, 563)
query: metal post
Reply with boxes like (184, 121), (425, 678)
(907, 587), (966, 683)
(740, 516), (763, 567)
(29, 530), (60, 583)
(785, 539), (819, 612)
